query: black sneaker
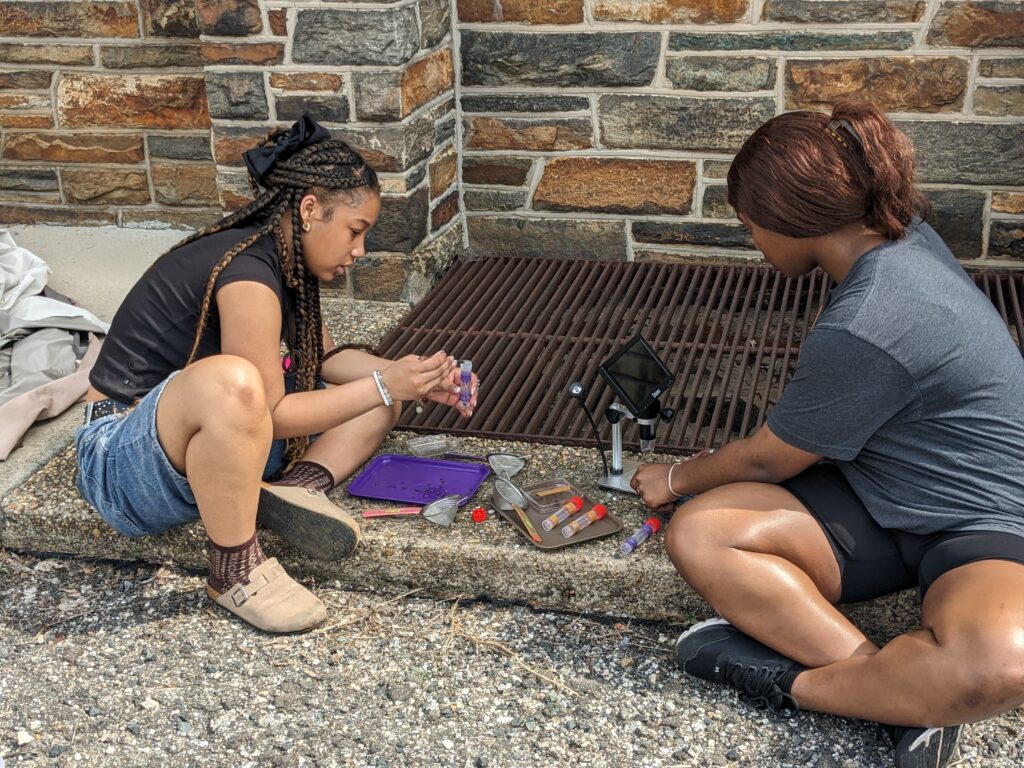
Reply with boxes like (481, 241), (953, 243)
(884, 724), (962, 768)
(674, 617), (801, 715)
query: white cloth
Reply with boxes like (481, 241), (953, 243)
(0, 230), (110, 458)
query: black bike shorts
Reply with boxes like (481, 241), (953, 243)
(781, 463), (1024, 604)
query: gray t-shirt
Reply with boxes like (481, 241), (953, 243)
(768, 221), (1024, 537)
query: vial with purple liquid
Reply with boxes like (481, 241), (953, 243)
(459, 360), (473, 407)
(618, 517), (662, 556)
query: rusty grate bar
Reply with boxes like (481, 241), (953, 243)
(376, 258), (1024, 455)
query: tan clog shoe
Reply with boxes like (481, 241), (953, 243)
(207, 557), (326, 633)
(257, 483), (361, 560)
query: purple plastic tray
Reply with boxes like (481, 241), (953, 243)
(346, 454), (490, 506)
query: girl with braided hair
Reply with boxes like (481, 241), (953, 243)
(76, 115), (475, 633)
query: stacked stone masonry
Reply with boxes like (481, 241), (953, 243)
(0, 0), (459, 301)
(458, 0), (1024, 263)
(1, 0), (1022, 269)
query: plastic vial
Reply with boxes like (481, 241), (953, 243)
(541, 495), (584, 531)
(561, 504), (607, 539)
(618, 517), (662, 556)
(459, 360), (473, 407)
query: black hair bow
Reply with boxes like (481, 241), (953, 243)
(243, 113), (331, 184)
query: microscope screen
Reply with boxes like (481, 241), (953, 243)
(599, 336), (674, 415)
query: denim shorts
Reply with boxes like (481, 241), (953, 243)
(75, 371), (316, 537)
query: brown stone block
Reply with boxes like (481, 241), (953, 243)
(593, 0), (747, 23)
(462, 157), (533, 186)
(0, 44), (93, 66)
(3, 134), (144, 164)
(350, 256), (413, 301)
(100, 44), (202, 69)
(992, 192), (1024, 214)
(268, 9), (288, 36)
(0, 1), (139, 38)
(927, 1), (1024, 48)
(0, 190), (62, 205)
(429, 144), (457, 199)
(0, 71), (52, 90)
(465, 117), (592, 151)
(431, 190), (459, 231)
(457, 0), (583, 24)
(401, 48), (454, 118)
(979, 58), (1024, 78)
(141, 0), (198, 37)
(0, 205), (117, 226)
(63, 168), (150, 205)
(58, 74), (210, 129)
(974, 85), (1024, 117)
(216, 171), (253, 211)
(195, 0), (262, 35)
(785, 57), (968, 113)
(0, 114), (53, 128)
(989, 220), (1024, 260)
(151, 163), (219, 206)
(0, 94), (49, 111)
(212, 126), (268, 167)
(201, 43), (285, 66)
(533, 158), (696, 215)
(269, 73), (344, 92)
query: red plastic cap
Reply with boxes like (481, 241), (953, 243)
(593, 504), (607, 520)
(569, 495), (584, 509)
(645, 517), (662, 534)
(471, 507), (488, 523)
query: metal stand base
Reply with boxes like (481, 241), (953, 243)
(598, 458), (640, 495)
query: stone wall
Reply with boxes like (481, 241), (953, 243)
(456, 0), (1024, 263)
(0, 0), (461, 301)
(0, 0), (218, 229)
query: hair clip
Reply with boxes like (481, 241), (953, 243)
(825, 119), (863, 153)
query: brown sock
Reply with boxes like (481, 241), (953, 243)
(208, 531), (268, 594)
(271, 460), (334, 492)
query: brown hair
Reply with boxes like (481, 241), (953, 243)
(155, 130), (379, 473)
(727, 101), (928, 240)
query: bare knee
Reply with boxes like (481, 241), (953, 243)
(943, 632), (1024, 720)
(666, 500), (727, 586)
(184, 355), (269, 434)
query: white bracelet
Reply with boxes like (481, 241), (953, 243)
(667, 462), (683, 497)
(372, 369), (393, 407)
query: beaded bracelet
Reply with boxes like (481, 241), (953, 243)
(372, 369), (393, 407)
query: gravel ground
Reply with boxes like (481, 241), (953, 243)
(1, 550), (1021, 768)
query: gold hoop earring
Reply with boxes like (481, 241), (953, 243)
(301, 220), (311, 233)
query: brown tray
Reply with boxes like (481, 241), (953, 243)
(495, 478), (623, 550)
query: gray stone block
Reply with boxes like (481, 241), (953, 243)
(366, 187), (429, 253)
(461, 31), (659, 87)
(702, 185), (735, 219)
(666, 56), (776, 92)
(351, 71), (402, 122)
(147, 135), (212, 161)
(632, 221), (755, 249)
(333, 115), (435, 173)
(897, 121), (1024, 185)
(205, 71), (268, 121)
(419, 0), (450, 49)
(669, 31), (914, 51)
(464, 188), (528, 212)
(100, 44), (201, 69)
(762, 0), (925, 23)
(599, 95), (775, 152)
(0, 168), (59, 191)
(461, 94), (590, 113)
(467, 216), (625, 259)
(293, 8), (419, 67)
(276, 95), (350, 124)
(922, 189), (985, 260)
(435, 113), (457, 146)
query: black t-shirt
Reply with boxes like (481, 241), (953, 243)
(91, 224), (285, 403)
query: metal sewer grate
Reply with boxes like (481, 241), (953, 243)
(375, 259), (1024, 455)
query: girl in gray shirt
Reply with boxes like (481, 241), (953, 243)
(632, 101), (1024, 768)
